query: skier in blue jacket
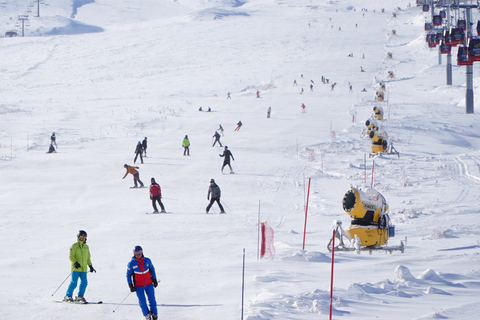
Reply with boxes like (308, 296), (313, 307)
(127, 246), (159, 320)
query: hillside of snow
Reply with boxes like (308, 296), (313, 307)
(1, 0), (480, 319)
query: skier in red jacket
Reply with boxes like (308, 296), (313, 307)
(149, 178), (166, 213)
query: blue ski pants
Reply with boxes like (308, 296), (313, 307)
(66, 271), (88, 297)
(136, 284), (157, 316)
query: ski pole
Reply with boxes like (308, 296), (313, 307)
(51, 271), (73, 297)
(220, 200), (233, 213)
(113, 292), (131, 313)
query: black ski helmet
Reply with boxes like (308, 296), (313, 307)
(77, 230), (87, 239)
(134, 245), (143, 253)
(151, 177), (156, 183)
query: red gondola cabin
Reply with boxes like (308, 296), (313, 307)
(458, 46), (473, 66)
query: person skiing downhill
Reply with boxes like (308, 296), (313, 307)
(64, 230), (96, 303)
(142, 137), (148, 157)
(182, 135), (190, 156)
(123, 164), (144, 188)
(127, 246), (159, 320)
(234, 120), (243, 131)
(212, 131), (222, 147)
(149, 178), (166, 213)
(134, 141), (144, 164)
(206, 179), (225, 214)
(218, 124), (224, 136)
(219, 146), (234, 174)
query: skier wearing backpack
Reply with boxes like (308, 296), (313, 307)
(127, 246), (159, 320)
(149, 178), (166, 213)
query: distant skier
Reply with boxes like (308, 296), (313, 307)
(123, 164), (144, 188)
(234, 120), (243, 131)
(267, 107), (271, 118)
(199, 107), (203, 111)
(134, 141), (143, 164)
(310, 84), (313, 92)
(206, 179), (225, 214)
(182, 135), (190, 156)
(51, 132), (57, 148)
(127, 246), (159, 320)
(212, 131), (222, 147)
(142, 137), (148, 157)
(301, 103), (306, 113)
(293, 79), (297, 86)
(220, 146), (235, 174)
(227, 92), (231, 99)
(300, 88), (304, 94)
(218, 124), (224, 136)
(256, 91), (260, 98)
(149, 178), (166, 213)
(63, 230), (96, 303)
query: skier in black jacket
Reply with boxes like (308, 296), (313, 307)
(206, 179), (225, 214)
(134, 141), (143, 164)
(212, 131), (222, 147)
(220, 146), (234, 174)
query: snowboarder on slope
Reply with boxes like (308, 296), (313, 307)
(149, 178), (166, 213)
(220, 146), (234, 174)
(127, 246), (159, 320)
(51, 132), (57, 148)
(182, 135), (190, 156)
(142, 137), (148, 157)
(123, 164), (144, 188)
(267, 107), (271, 118)
(134, 141), (144, 164)
(206, 179), (225, 214)
(64, 230), (96, 303)
(212, 131), (222, 147)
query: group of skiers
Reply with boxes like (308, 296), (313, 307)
(64, 230), (159, 320)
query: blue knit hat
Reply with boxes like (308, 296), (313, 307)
(134, 246), (143, 252)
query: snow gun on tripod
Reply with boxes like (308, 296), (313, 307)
(327, 187), (404, 254)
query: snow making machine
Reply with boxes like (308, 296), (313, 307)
(364, 118), (399, 158)
(327, 187), (404, 254)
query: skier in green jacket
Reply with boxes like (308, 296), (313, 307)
(64, 230), (96, 303)
(182, 135), (190, 156)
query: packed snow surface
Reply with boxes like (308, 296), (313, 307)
(1, 0), (480, 319)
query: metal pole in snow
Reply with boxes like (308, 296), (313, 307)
(241, 248), (245, 320)
(329, 229), (336, 320)
(302, 178), (311, 250)
(371, 160), (375, 188)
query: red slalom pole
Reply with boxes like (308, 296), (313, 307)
(329, 229), (336, 320)
(302, 178), (311, 250)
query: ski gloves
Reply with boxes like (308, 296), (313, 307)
(128, 278), (158, 292)
(129, 283), (136, 292)
(73, 262), (96, 273)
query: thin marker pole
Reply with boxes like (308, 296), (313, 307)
(241, 248), (245, 320)
(302, 178), (311, 250)
(329, 229), (336, 320)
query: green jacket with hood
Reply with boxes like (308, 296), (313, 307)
(69, 240), (92, 272)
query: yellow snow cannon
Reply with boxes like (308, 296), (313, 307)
(373, 106), (384, 120)
(379, 82), (386, 91)
(376, 91), (384, 102)
(369, 130), (388, 153)
(327, 188), (404, 253)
